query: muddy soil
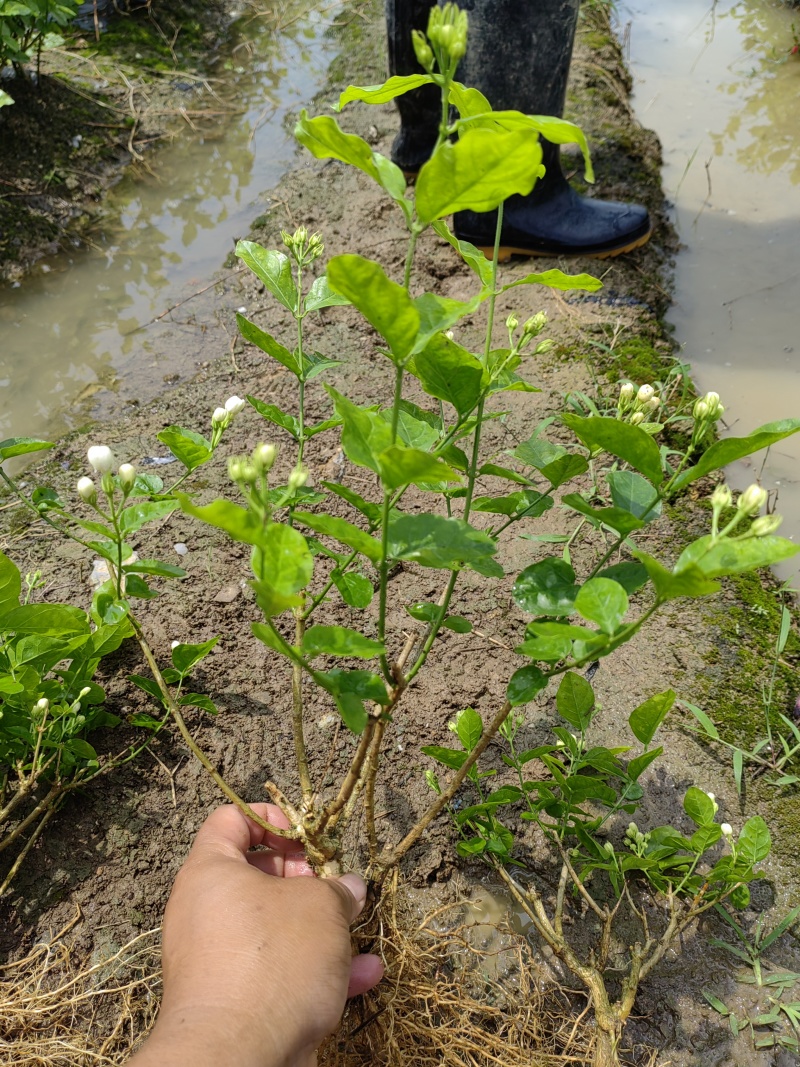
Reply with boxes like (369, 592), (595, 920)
(0, 0), (236, 280)
(2, 3), (800, 1066)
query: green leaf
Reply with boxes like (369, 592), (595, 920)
(130, 674), (167, 706)
(123, 559), (187, 579)
(251, 621), (290, 657)
(336, 74), (434, 109)
(0, 604), (89, 636)
(676, 535), (800, 578)
(737, 816), (771, 864)
(512, 558), (577, 616)
(556, 672), (595, 730)
(177, 494), (268, 546)
(172, 636), (219, 675)
(247, 396), (300, 439)
(626, 747), (662, 782)
(327, 255), (419, 362)
(406, 602), (438, 623)
(629, 690), (675, 746)
(322, 668), (389, 705)
(252, 523), (313, 604)
(454, 707), (483, 753)
(607, 470), (662, 522)
(431, 220), (493, 287)
(691, 824), (722, 854)
(119, 500), (178, 536)
(326, 387), (392, 474)
(0, 437), (54, 461)
(729, 884), (750, 909)
(0, 551), (21, 615)
(292, 511), (382, 565)
(561, 494), (647, 537)
(408, 333), (484, 416)
(507, 665), (548, 706)
(334, 691), (368, 734)
(683, 786), (716, 827)
(538, 453), (589, 489)
(472, 491), (553, 518)
(499, 269), (602, 295)
(124, 574), (158, 599)
(302, 625), (384, 660)
(442, 615), (472, 633)
(411, 291), (482, 354)
(633, 550), (720, 602)
(598, 562), (649, 596)
(237, 315), (301, 376)
(575, 578), (628, 634)
(671, 419), (800, 493)
(179, 693), (219, 715)
(478, 462), (534, 486)
(304, 274), (351, 312)
(562, 414), (664, 486)
(387, 513), (502, 577)
(157, 426), (212, 472)
(235, 240), (296, 312)
(377, 445), (460, 489)
(515, 633), (572, 662)
(332, 571), (373, 609)
(67, 738), (98, 763)
(320, 482), (381, 524)
(421, 745), (468, 771)
(415, 127), (543, 222)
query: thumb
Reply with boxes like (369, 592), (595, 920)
(326, 872), (367, 923)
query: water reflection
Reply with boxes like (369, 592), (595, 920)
(0, 1), (337, 440)
(712, 0), (800, 183)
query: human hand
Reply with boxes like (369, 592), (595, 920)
(128, 803), (383, 1067)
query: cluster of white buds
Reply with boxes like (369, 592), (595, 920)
(228, 442), (280, 488)
(281, 226), (324, 265)
(426, 2), (468, 61)
(737, 484), (768, 517)
(412, 29), (435, 71)
(624, 821), (651, 856)
(79, 446), (137, 502)
(212, 395), (246, 433)
(711, 481), (783, 540)
(618, 381), (661, 423)
(693, 391), (725, 423)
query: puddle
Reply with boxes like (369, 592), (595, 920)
(0, 0), (339, 442)
(621, 0), (800, 580)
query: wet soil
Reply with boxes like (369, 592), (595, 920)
(0, 0), (232, 280)
(2, 3), (800, 1066)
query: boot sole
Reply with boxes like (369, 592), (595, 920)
(472, 225), (653, 263)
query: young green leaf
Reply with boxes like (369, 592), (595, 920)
(332, 570), (373, 609)
(0, 550), (21, 615)
(737, 816), (771, 865)
(670, 419), (800, 493)
(561, 494), (647, 537)
(387, 513), (502, 577)
(292, 511), (382, 565)
(302, 625), (384, 660)
(237, 316), (302, 376)
(157, 427), (212, 472)
(179, 693), (219, 716)
(453, 707), (483, 753)
(676, 535), (800, 578)
(633, 550), (720, 602)
(172, 636), (219, 675)
(442, 615), (472, 633)
(327, 255), (420, 362)
(0, 437), (54, 461)
(407, 333), (484, 416)
(683, 786), (716, 827)
(431, 219), (493, 287)
(607, 470), (662, 521)
(556, 671), (595, 730)
(421, 745), (469, 771)
(304, 275), (351, 312)
(247, 396), (300, 439)
(629, 690), (675, 747)
(415, 128), (543, 223)
(235, 241), (297, 312)
(561, 414), (664, 486)
(336, 74), (435, 110)
(507, 665), (548, 706)
(119, 500), (178, 537)
(377, 444), (460, 489)
(499, 268), (601, 295)
(0, 603), (89, 636)
(575, 578), (628, 634)
(177, 494), (270, 546)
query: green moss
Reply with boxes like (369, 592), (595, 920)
(89, 0), (221, 71)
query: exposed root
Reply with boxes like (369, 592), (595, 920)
(320, 874), (595, 1067)
(0, 911), (160, 1065)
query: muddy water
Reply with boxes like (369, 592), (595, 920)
(622, 0), (800, 575)
(0, 0), (338, 442)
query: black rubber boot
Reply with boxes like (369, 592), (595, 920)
(386, 0), (652, 258)
(386, 0), (441, 174)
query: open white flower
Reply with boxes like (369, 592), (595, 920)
(87, 445), (114, 473)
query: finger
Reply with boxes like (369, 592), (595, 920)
(325, 873), (368, 923)
(347, 953), (384, 998)
(283, 851), (315, 878)
(192, 803), (297, 861)
(246, 850), (285, 877)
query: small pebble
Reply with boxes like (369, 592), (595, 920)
(213, 584), (241, 604)
(174, 543), (189, 556)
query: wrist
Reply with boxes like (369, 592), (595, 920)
(128, 1007), (302, 1067)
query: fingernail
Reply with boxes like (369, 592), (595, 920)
(338, 873), (367, 916)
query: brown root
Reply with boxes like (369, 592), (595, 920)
(0, 911), (160, 1065)
(319, 873), (596, 1067)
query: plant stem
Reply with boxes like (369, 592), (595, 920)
(131, 620), (294, 839)
(291, 607), (313, 806)
(377, 364), (406, 683)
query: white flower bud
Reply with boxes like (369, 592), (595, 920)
(444, 330), (455, 341)
(721, 823), (733, 837)
(619, 382), (635, 403)
(693, 398), (709, 420)
(253, 443), (277, 471)
(212, 407), (228, 426)
(630, 411), (645, 426)
(750, 514), (783, 537)
(710, 484), (733, 510)
(534, 338), (555, 355)
(171, 640), (180, 649)
(523, 312), (548, 335)
(225, 395), (246, 416)
(118, 463), (136, 491)
(646, 396), (661, 412)
(603, 841), (614, 854)
(287, 467), (308, 491)
(77, 476), (96, 503)
(35, 697), (49, 713)
(228, 457), (245, 481)
(737, 484), (768, 516)
(636, 384), (655, 404)
(707, 792), (715, 800)
(87, 445), (114, 473)
(506, 314), (519, 332)
(78, 686), (91, 699)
